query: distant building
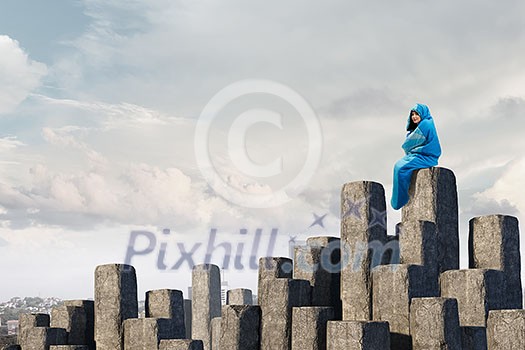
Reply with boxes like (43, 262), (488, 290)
(221, 281), (228, 305)
(7, 320), (18, 335)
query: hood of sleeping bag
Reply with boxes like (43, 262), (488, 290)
(406, 103), (432, 131)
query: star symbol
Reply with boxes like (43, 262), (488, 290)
(309, 212), (328, 228)
(342, 197), (366, 220)
(288, 235), (298, 244)
(369, 206), (387, 230)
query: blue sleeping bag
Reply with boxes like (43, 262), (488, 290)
(391, 104), (442, 210)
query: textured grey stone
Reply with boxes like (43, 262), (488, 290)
(210, 317), (221, 350)
(145, 289), (185, 338)
(191, 264), (221, 350)
(372, 264), (434, 350)
(258, 257), (293, 286)
(340, 181), (387, 321)
(49, 346), (89, 350)
(399, 220), (440, 296)
(440, 269), (503, 327)
(159, 339), (204, 350)
(94, 264), (138, 350)
(183, 299), (192, 339)
(460, 327), (487, 350)
(326, 320), (390, 350)
(62, 300), (94, 350)
(18, 313), (51, 349)
(219, 305), (260, 350)
(51, 306), (87, 346)
(409, 297), (461, 350)
(469, 214), (523, 309)
(487, 309), (525, 349)
(295, 237), (342, 319)
(291, 307), (334, 350)
(123, 318), (177, 350)
(2, 345), (21, 350)
(24, 327), (67, 350)
(259, 278), (311, 350)
(401, 167), (459, 273)
(226, 288), (253, 305)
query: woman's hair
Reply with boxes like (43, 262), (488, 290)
(407, 110), (419, 132)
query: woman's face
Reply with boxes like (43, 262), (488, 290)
(411, 111), (421, 124)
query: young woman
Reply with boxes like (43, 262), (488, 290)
(391, 103), (442, 210)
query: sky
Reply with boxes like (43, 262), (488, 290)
(1, 0), (525, 302)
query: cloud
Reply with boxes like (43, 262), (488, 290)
(0, 35), (47, 114)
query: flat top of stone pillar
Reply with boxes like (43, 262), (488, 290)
(192, 264), (220, 272)
(306, 236), (340, 247)
(95, 263), (135, 271)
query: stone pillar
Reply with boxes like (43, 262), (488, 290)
(258, 257), (293, 287)
(62, 300), (95, 350)
(50, 347), (89, 350)
(159, 339), (204, 350)
(259, 277), (311, 350)
(219, 305), (260, 350)
(398, 220), (440, 296)
(372, 264), (433, 350)
(340, 181), (387, 321)
(210, 317), (221, 350)
(326, 320), (390, 350)
(51, 305), (87, 347)
(94, 264), (138, 350)
(487, 309), (525, 349)
(226, 288), (253, 305)
(469, 214), (522, 309)
(294, 237), (342, 319)
(145, 289), (185, 338)
(3, 346), (21, 350)
(18, 313), (50, 349)
(123, 318), (177, 350)
(440, 269), (504, 327)
(409, 297), (461, 350)
(24, 327), (68, 350)
(401, 167), (459, 273)
(291, 307), (334, 350)
(191, 264), (221, 350)
(183, 299), (192, 339)
(460, 327), (487, 350)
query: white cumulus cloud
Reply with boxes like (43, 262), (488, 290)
(0, 35), (47, 114)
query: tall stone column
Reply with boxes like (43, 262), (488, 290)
(294, 237), (342, 318)
(440, 269), (504, 327)
(409, 297), (461, 350)
(469, 214), (522, 309)
(372, 264), (433, 350)
(219, 305), (260, 350)
(401, 167), (459, 273)
(226, 288), (253, 305)
(18, 313), (50, 349)
(340, 181), (387, 321)
(63, 300), (95, 350)
(94, 264), (138, 350)
(145, 289), (185, 338)
(291, 306), (334, 350)
(51, 305), (88, 346)
(159, 339), (204, 350)
(191, 264), (221, 350)
(398, 220), (440, 296)
(258, 257), (311, 350)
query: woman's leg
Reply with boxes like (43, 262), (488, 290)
(391, 155), (437, 210)
(391, 156), (414, 210)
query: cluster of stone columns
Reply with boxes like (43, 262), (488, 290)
(10, 166), (524, 350)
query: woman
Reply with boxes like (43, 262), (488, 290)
(391, 103), (442, 210)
